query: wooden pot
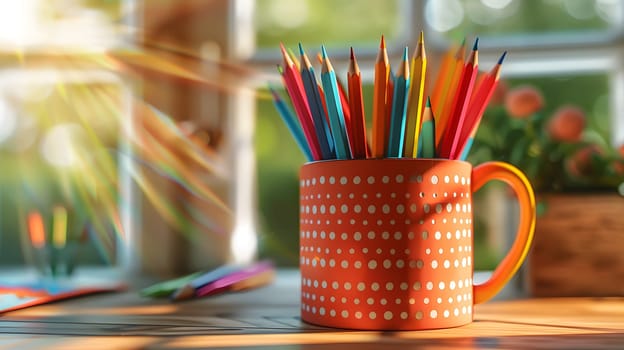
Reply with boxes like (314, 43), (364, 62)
(527, 193), (624, 297)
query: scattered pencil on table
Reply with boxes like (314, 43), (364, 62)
(270, 35), (507, 162)
(140, 261), (275, 301)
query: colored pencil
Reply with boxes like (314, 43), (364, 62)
(404, 31), (427, 158)
(269, 83), (313, 161)
(420, 97), (436, 158)
(320, 46), (350, 159)
(287, 47), (301, 71)
(279, 43), (322, 160)
(439, 38), (479, 159)
(196, 261), (274, 298)
(315, 51), (352, 149)
(347, 47), (368, 159)
(52, 206), (68, 249)
(372, 35), (390, 158)
(435, 39), (466, 147)
(457, 51), (506, 160)
(430, 42), (456, 118)
(459, 126), (477, 161)
(386, 67), (395, 129)
(299, 44), (335, 159)
(387, 47), (410, 157)
(272, 36), (505, 163)
(172, 264), (243, 301)
(337, 78), (355, 156)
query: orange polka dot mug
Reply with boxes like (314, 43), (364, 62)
(299, 159), (536, 330)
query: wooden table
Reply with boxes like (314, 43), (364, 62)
(1, 270), (623, 349)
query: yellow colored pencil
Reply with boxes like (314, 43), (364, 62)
(404, 31), (427, 158)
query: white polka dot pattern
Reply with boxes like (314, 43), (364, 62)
(300, 159), (474, 330)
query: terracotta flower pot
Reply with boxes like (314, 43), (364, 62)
(527, 193), (624, 297)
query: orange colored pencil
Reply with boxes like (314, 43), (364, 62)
(28, 211), (46, 249)
(430, 43), (456, 117)
(372, 36), (390, 158)
(347, 47), (368, 159)
(439, 38), (479, 159)
(434, 40), (466, 146)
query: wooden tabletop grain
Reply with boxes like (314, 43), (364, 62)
(1, 270), (622, 349)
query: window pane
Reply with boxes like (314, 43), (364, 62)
(255, 0), (402, 49)
(426, 0), (622, 40)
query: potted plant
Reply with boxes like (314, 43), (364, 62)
(468, 84), (624, 297)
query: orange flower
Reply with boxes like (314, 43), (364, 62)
(547, 105), (586, 142)
(504, 85), (544, 118)
(566, 145), (602, 178)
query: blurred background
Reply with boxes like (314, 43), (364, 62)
(0, 0), (623, 286)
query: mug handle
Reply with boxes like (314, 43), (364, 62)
(472, 161), (536, 304)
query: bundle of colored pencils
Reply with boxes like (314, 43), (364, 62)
(270, 34), (506, 162)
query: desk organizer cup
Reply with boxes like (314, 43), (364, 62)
(299, 159), (536, 330)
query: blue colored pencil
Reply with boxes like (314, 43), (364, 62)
(269, 83), (313, 161)
(386, 47), (410, 157)
(459, 137), (474, 161)
(320, 46), (350, 159)
(459, 126), (477, 161)
(298, 44), (334, 159)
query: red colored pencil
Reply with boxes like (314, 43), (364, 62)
(347, 47), (368, 159)
(454, 51), (506, 159)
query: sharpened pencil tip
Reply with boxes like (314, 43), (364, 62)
(298, 43), (304, 56)
(279, 42), (287, 56)
(380, 35), (386, 49)
(276, 64), (283, 74)
(473, 37), (479, 51)
(403, 46), (409, 60)
(426, 96), (431, 108)
(419, 31), (424, 43)
(267, 84), (279, 98)
(498, 51), (507, 64)
(321, 45), (328, 59)
(350, 47), (355, 60)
